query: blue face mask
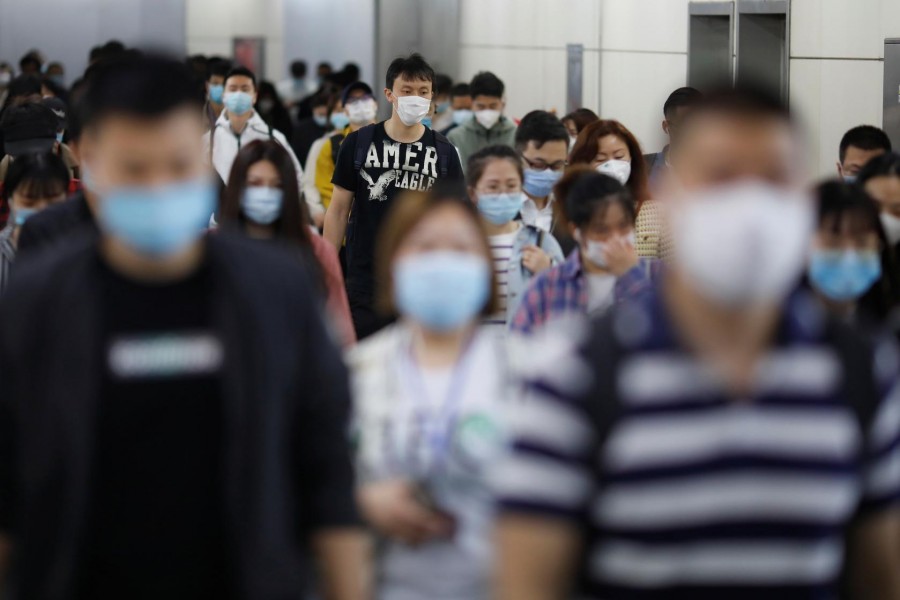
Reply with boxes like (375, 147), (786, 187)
(808, 249), (881, 302)
(436, 101), (450, 114)
(49, 74), (65, 87)
(422, 116), (433, 129)
(393, 251), (490, 331)
(477, 192), (526, 226)
(241, 186), (283, 225)
(452, 109), (473, 126)
(223, 91), (254, 115)
(843, 174), (857, 185)
(313, 114), (328, 128)
(56, 132), (64, 144)
(13, 207), (38, 227)
(209, 83), (224, 104)
(97, 177), (216, 256)
(330, 112), (350, 129)
(523, 168), (563, 199)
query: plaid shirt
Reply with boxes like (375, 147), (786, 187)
(510, 250), (660, 334)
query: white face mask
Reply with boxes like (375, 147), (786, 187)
(881, 212), (900, 246)
(394, 95), (431, 126)
(670, 181), (814, 308)
(475, 109), (501, 130)
(596, 159), (632, 185)
(576, 231), (636, 269)
(0, 72), (10, 86)
(347, 98), (378, 125)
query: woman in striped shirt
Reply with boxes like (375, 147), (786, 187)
(465, 145), (564, 325)
(0, 152), (70, 294)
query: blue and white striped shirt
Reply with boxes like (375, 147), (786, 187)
(496, 291), (900, 598)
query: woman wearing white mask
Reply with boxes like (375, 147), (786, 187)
(511, 166), (660, 334)
(349, 187), (510, 600)
(219, 140), (356, 346)
(570, 119), (672, 260)
(466, 145), (564, 326)
(858, 152), (900, 259)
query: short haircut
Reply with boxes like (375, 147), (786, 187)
(839, 125), (892, 164)
(310, 91), (331, 109)
(2, 152), (70, 203)
(385, 53), (434, 90)
(663, 86), (702, 120)
(77, 53), (204, 131)
(857, 152), (900, 187)
(562, 108), (599, 134)
(7, 75), (41, 100)
(554, 165), (635, 229)
(290, 60), (307, 78)
(18, 53), (41, 72)
(469, 71), (504, 99)
(515, 110), (570, 152)
(466, 144), (523, 188)
(375, 184), (499, 317)
(433, 73), (453, 96)
(208, 58), (232, 80)
(450, 83), (470, 98)
(225, 66), (257, 89)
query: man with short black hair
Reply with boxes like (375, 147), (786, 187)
(448, 71), (516, 167)
(515, 110), (570, 234)
(430, 73), (454, 132)
(277, 59), (313, 107)
(17, 53), (41, 77)
(203, 58), (231, 130)
(439, 82), (474, 136)
(644, 86), (702, 188)
(838, 125), (892, 183)
(324, 53), (463, 339)
(497, 86), (900, 599)
(0, 53), (366, 600)
(203, 66), (304, 188)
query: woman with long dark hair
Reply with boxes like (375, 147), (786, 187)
(220, 139), (355, 345)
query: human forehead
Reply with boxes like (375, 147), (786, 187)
(393, 75), (431, 91)
(225, 75), (254, 88)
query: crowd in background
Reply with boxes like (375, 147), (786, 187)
(0, 39), (898, 600)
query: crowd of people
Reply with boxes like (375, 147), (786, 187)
(0, 40), (898, 600)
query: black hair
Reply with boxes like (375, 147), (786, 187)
(839, 126), (892, 164)
(317, 61), (333, 73)
(663, 86), (702, 120)
(7, 75), (41, 100)
(18, 53), (41, 73)
(385, 53), (434, 90)
(450, 83), (470, 98)
(208, 58), (232, 80)
(515, 110), (569, 152)
(310, 91), (331, 109)
(469, 71), (504, 99)
(89, 45), (103, 62)
(225, 66), (257, 90)
(814, 180), (900, 319)
(342, 62), (361, 81)
(2, 152), (70, 204)
(77, 53), (203, 130)
(466, 144), (523, 188)
(290, 60), (307, 78)
(556, 166), (635, 229)
(562, 108), (599, 134)
(0, 101), (58, 139)
(857, 152), (900, 187)
(433, 74), (453, 97)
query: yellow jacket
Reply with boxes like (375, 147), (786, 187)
(315, 125), (352, 210)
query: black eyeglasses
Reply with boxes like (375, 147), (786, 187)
(521, 154), (567, 172)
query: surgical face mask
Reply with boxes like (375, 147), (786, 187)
(208, 84), (224, 104)
(346, 98), (377, 125)
(808, 249), (881, 302)
(94, 176), (216, 257)
(56, 132), (64, 144)
(670, 181), (814, 308)
(241, 186), (283, 225)
(452, 109), (473, 126)
(13, 207), (38, 227)
(842, 174), (857, 185)
(523, 168), (563, 199)
(477, 192), (526, 225)
(330, 112), (350, 129)
(393, 250), (490, 331)
(394, 95), (431, 126)
(578, 231), (636, 269)
(422, 117), (433, 129)
(224, 91), (254, 116)
(313, 114), (328, 128)
(881, 212), (900, 246)
(0, 72), (11, 86)
(475, 109), (501, 130)
(49, 74), (65, 87)
(596, 159), (632, 185)
(436, 101), (450, 114)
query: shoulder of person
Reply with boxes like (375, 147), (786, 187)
(206, 233), (313, 300)
(345, 322), (406, 372)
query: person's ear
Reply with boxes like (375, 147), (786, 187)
(468, 186), (479, 204)
(568, 222), (579, 238)
(662, 119), (670, 136)
(384, 88), (393, 104)
(836, 161), (844, 177)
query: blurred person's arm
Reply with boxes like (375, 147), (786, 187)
(315, 138), (337, 211)
(313, 528), (369, 600)
(846, 510), (900, 600)
(496, 515), (581, 600)
(323, 186), (352, 251)
(303, 138), (326, 229)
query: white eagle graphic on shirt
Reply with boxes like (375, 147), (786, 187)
(361, 170), (398, 202)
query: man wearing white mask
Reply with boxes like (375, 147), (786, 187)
(496, 87), (900, 599)
(203, 66), (304, 190)
(324, 53), (464, 340)
(448, 71), (517, 170)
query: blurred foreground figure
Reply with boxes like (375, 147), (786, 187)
(495, 88), (900, 599)
(0, 54), (365, 600)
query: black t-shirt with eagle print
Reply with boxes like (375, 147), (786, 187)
(332, 121), (464, 296)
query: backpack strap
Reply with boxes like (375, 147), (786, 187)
(353, 124), (377, 171)
(432, 128), (454, 178)
(330, 132), (346, 166)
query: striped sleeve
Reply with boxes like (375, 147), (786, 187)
(495, 324), (597, 519)
(860, 340), (900, 513)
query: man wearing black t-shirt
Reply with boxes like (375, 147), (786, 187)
(0, 54), (366, 600)
(324, 53), (463, 339)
